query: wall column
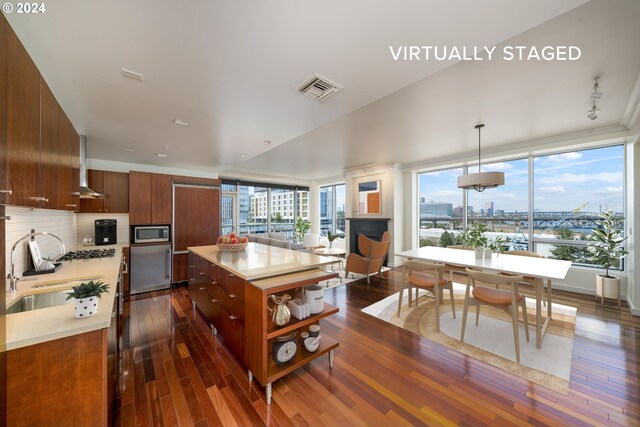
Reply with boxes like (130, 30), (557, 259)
(309, 181), (321, 235)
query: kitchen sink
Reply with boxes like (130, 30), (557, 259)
(6, 290), (73, 314)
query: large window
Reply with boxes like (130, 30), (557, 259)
(223, 180), (309, 240)
(417, 168), (463, 247)
(533, 145), (624, 264)
(416, 144), (626, 269)
(320, 184), (345, 236)
(468, 158), (529, 250)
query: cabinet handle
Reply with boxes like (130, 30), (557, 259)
(190, 265), (195, 268)
(228, 293), (237, 299)
(0, 189), (11, 194)
(199, 272), (206, 276)
(211, 298), (218, 303)
(229, 273), (235, 278)
(28, 196), (48, 202)
(189, 278), (195, 282)
(211, 281), (218, 285)
(123, 261), (128, 274)
(199, 287), (206, 291)
(0, 216), (10, 220)
(228, 315), (238, 321)
(65, 204), (77, 208)
(71, 191), (80, 196)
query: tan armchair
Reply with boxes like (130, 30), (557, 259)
(344, 231), (391, 284)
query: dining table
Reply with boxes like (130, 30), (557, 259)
(397, 246), (572, 348)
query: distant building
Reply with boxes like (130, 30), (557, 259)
(485, 201), (494, 215)
(421, 200), (453, 217)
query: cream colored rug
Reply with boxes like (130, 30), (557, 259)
(362, 283), (577, 394)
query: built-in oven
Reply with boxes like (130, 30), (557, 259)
(132, 225), (170, 244)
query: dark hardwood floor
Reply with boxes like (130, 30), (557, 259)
(115, 269), (640, 426)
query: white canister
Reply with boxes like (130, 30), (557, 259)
(304, 285), (324, 314)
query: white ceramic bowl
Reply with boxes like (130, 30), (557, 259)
(304, 336), (320, 352)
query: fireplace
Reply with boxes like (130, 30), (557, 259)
(347, 218), (390, 265)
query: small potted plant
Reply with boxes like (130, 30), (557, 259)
(66, 280), (110, 318)
(587, 210), (627, 305)
(464, 222), (488, 259)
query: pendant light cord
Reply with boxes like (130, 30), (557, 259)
(476, 124), (484, 173)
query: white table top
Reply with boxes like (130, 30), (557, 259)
(398, 246), (572, 281)
(314, 248), (346, 256)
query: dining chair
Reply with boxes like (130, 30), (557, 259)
(502, 250), (546, 305)
(396, 260), (455, 332)
(461, 268), (529, 363)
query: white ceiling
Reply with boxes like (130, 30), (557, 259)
(8, 0), (640, 182)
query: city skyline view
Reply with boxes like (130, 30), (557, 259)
(419, 145), (624, 215)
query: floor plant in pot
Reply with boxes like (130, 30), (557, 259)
(66, 280), (110, 318)
(587, 209), (627, 306)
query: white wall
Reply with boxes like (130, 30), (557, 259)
(627, 136), (639, 314)
(4, 206), (77, 290)
(76, 213), (130, 247)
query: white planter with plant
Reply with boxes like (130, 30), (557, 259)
(464, 222), (488, 259)
(587, 210), (627, 306)
(327, 230), (344, 250)
(66, 280), (110, 318)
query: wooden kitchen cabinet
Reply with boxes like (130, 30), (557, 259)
(4, 15), (40, 208)
(58, 112), (80, 211)
(1, 14), (80, 210)
(128, 171), (171, 225)
(80, 170), (129, 213)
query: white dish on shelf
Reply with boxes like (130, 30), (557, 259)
(304, 335), (321, 352)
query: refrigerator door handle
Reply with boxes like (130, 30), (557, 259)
(166, 248), (171, 279)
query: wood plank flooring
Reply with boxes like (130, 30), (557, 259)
(115, 269), (640, 426)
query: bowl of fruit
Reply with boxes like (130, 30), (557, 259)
(216, 233), (249, 251)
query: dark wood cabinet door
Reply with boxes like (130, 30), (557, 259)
(58, 113), (79, 211)
(123, 247), (130, 298)
(173, 186), (219, 252)
(128, 171), (152, 224)
(151, 173), (172, 224)
(0, 16), (8, 205)
(103, 171), (129, 213)
(5, 20), (40, 207)
(172, 253), (189, 283)
(39, 77), (60, 210)
(80, 169), (104, 213)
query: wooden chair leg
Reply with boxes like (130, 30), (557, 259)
(434, 285), (441, 332)
(521, 298), (529, 342)
(448, 286), (456, 319)
(461, 278), (472, 341)
(396, 286), (405, 317)
(511, 303), (521, 363)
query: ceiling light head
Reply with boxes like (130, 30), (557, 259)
(156, 153), (167, 158)
(173, 118), (189, 126)
(264, 140), (272, 145)
(239, 153), (247, 158)
(121, 68), (144, 81)
(457, 123), (505, 192)
(587, 106), (599, 120)
(590, 76), (602, 99)
(122, 148), (134, 153)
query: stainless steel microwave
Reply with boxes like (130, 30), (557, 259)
(132, 225), (170, 243)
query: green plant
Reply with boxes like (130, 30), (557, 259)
(464, 222), (488, 248)
(66, 280), (110, 300)
(587, 210), (627, 278)
(487, 235), (506, 253)
(294, 217), (311, 243)
(327, 230), (344, 248)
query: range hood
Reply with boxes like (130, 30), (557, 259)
(79, 135), (108, 199)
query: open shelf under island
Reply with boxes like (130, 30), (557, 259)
(187, 242), (340, 404)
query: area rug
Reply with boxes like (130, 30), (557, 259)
(362, 283), (577, 394)
(320, 266), (391, 291)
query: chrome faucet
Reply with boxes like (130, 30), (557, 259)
(7, 232), (66, 292)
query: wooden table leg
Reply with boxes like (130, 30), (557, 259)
(536, 281), (542, 349)
(266, 383), (272, 405)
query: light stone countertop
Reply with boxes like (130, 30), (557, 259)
(5, 245), (124, 351)
(188, 243), (336, 281)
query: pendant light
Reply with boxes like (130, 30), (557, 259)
(457, 124), (504, 192)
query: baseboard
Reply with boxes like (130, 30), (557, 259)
(628, 298), (640, 316)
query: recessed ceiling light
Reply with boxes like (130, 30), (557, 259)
(173, 118), (189, 126)
(239, 153), (247, 158)
(121, 68), (144, 81)
(122, 148), (134, 152)
(264, 140), (272, 145)
(157, 153), (168, 158)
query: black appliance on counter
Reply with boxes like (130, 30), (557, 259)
(95, 219), (117, 245)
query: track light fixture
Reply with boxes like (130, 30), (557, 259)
(587, 76), (602, 120)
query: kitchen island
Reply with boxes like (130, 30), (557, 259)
(188, 243), (340, 404)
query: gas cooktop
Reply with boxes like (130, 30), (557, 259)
(57, 248), (116, 262)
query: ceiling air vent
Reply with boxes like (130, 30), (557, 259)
(297, 73), (343, 102)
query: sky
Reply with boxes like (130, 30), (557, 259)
(419, 145), (624, 214)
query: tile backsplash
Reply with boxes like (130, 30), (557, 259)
(5, 206), (77, 288)
(77, 213), (130, 247)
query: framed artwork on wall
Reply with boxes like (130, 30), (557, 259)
(357, 180), (381, 214)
